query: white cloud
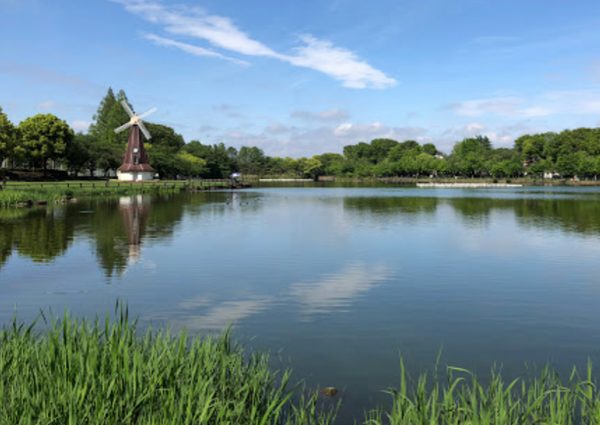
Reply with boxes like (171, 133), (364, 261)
(446, 97), (522, 117)
(446, 90), (600, 119)
(114, 0), (396, 89)
(37, 100), (55, 110)
(219, 121), (427, 157)
(291, 108), (349, 122)
(144, 34), (249, 66)
(438, 121), (539, 152)
(283, 35), (396, 89)
(70, 120), (91, 133)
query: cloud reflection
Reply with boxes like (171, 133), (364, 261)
(168, 263), (391, 331)
(178, 298), (272, 331)
(290, 263), (391, 317)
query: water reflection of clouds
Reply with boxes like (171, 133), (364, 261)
(290, 263), (391, 317)
(177, 298), (273, 331)
(162, 262), (391, 331)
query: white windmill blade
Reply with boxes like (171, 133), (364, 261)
(121, 100), (135, 118)
(114, 122), (133, 133)
(137, 121), (152, 140)
(137, 107), (157, 120)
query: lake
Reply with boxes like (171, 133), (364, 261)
(2, 186), (600, 421)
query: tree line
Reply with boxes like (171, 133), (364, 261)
(2, 87), (600, 180)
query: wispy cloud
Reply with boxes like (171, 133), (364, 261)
(284, 35), (396, 89)
(70, 120), (91, 132)
(444, 97), (523, 117)
(0, 61), (100, 93)
(113, 0), (396, 89)
(291, 108), (349, 122)
(144, 33), (250, 66)
(445, 90), (600, 119)
(37, 100), (56, 110)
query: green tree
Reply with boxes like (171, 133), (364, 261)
(89, 88), (131, 147)
(66, 133), (95, 175)
(0, 107), (17, 166)
(370, 138), (399, 162)
(315, 153), (345, 175)
(448, 136), (492, 177)
(237, 146), (266, 175)
(556, 153), (578, 178)
(183, 141), (237, 178)
(17, 114), (73, 170)
(422, 143), (438, 156)
(387, 140), (421, 162)
(175, 152), (207, 177)
(146, 123), (185, 152)
(298, 157), (323, 180)
(87, 88), (134, 174)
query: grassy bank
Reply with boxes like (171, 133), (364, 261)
(0, 180), (235, 208)
(364, 361), (600, 424)
(0, 312), (336, 425)
(3, 314), (600, 424)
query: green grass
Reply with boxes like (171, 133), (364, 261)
(0, 180), (235, 208)
(0, 310), (336, 425)
(3, 312), (600, 425)
(364, 360), (600, 425)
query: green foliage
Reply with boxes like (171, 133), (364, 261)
(66, 133), (97, 174)
(298, 157), (323, 180)
(238, 146), (266, 175)
(88, 88), (130, 148)
(17, 113), (73, 169)
(86, 88), (132, 174)
(175, 151), (207, 177)
(183, 141), (237, 178)
(145, 123), (185, 152)
(0, 312), (337, 425)
(365, 361), (600, 425)
(0, 107), (17, 164)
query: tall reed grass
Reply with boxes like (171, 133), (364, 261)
(2, 311), (600, 424)
(364, 360), (600, 425)
(0, 311), (336, 425)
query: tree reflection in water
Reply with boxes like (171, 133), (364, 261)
(2, 190), (600, 274)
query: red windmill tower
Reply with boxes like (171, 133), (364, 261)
(114, 100), (156, 181)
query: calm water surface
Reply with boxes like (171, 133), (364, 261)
(2, 186), (600, 420)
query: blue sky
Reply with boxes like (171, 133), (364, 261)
(2, 0), (600, 156)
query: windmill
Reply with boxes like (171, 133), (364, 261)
(114, 100), (157, 181)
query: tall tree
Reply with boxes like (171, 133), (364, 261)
(66, 133), (96, 175)
(17, 114), (73, 170)
(237, 146), (266, 175)
(88, 88), (134, 174)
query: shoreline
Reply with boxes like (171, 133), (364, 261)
(2, 177), (600, 208)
